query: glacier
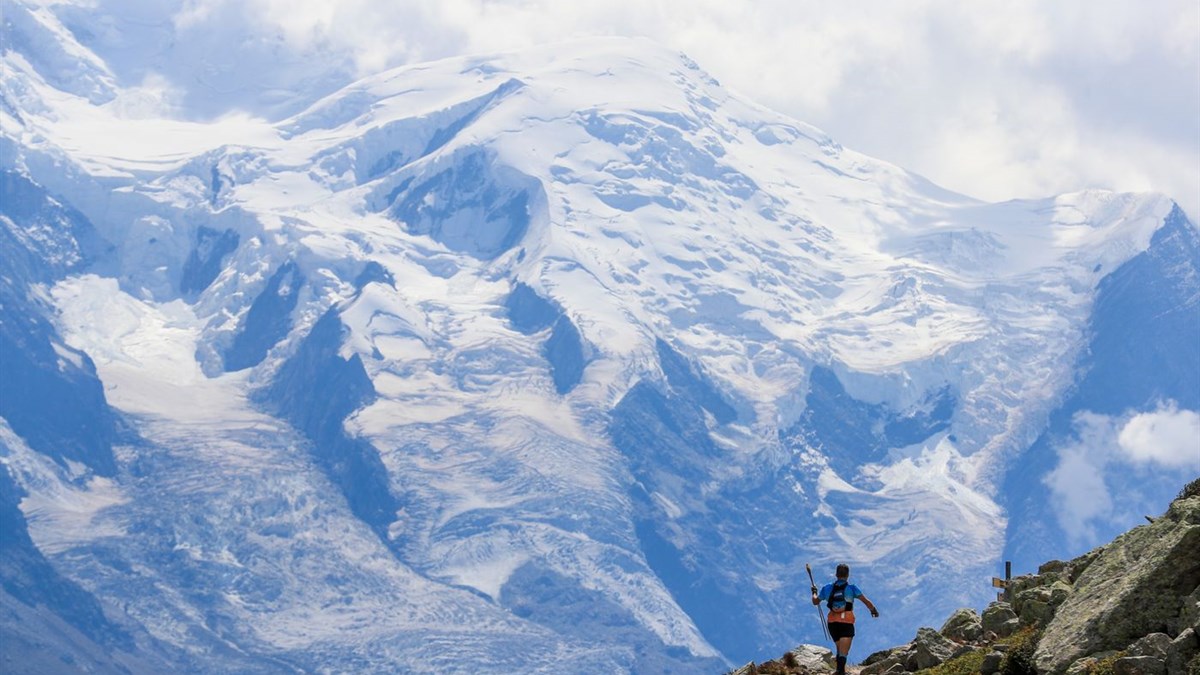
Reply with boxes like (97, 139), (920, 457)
(2, 4), (1198, 672)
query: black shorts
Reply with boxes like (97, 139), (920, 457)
(828, 622), (855, 640)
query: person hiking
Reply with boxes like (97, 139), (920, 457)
(811, 563), (879, 675)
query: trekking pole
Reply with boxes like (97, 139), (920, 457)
(805, 563), (830, 642)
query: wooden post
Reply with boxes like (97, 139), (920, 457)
(992, 561), (1014, 602)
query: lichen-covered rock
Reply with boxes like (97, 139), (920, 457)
(861, 645), (907, 667)
(1166, 628), (1199, 675)
(1040, 560), (1068, 576)
(1008, 575), (1041, 601)
(1034, 495), (1200, 675)
(1019, 596), (1054, 627)
(913, 626), (957, 670)
(859, 660), (906, 675)
(1180, 586), (1200, 635)
(980, 651), (1004, 675)
(1048, 580), (1073, 608)
(1065, 547), (1104, 583)
(786, 644), (833, 673)
(950, 644), (978, 660)
(1112, 655), (1166, 675)
(1012, 584), (1054, 622)
(1127, 633), (1173, 660)
(1065, 657), (1099, 675)
(982, 602), (1019, 638)
(860, 639), (918, 675)
(859, 646), (913, 675)
(940, 608), (983, 643)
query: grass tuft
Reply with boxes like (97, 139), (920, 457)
(922, 649), (986, 675)
(1085, 651), (1126, 675)
(1179, 477), (1200, 500)
(998, 626), (1041, 675)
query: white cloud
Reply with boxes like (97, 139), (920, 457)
(1045, 402), (1200, 550)
(1043, 411), (1117, 548)
(65, 0), (1200, 219)
(1117, 404), (1200, 469)
(104, 73), (182, 119)
(278, 0), (1200, 219)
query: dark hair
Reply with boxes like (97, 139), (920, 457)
(836, 564), (850, 579)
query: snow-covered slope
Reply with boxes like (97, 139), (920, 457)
(2, 6), (1198, 671)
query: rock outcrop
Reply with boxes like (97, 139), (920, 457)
(857, 624), (983, 675)
(1034, 490), (1200, 674)
(789, 645), (836, 673)
(942, 608), (984, 643)
(735, 481), (1200, 675)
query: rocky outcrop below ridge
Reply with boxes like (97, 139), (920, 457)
(1034, 482), (1200, 675)
(732, 480), (1200, 675)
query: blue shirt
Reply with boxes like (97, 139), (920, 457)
(818, 581), (864, 612)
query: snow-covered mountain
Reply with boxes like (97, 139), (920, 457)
(2, 3), (1198, 672)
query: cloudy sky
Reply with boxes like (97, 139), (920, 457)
(1045, 403), (1200, 549)
(70, 0), (1200, 219)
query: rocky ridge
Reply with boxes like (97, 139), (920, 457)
(733, 479), (1200, 675)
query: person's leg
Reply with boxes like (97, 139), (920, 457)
(834, 636), (853, 674)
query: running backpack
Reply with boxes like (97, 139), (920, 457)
(826, 580), (853, 611)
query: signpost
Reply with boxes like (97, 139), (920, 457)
(990, 561), (1013, 602)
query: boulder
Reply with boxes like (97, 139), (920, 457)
(1019, 596), (1054, 628)
(859, 646), (913, 675)
(787, 644), (834, 673)
(1166, 628), (1199, 675)
(982, 602), (1020, 638)
(861, 645), (908, 667)
(1017, 583), (1056, 624)
(1036, 566), (1071, 589)
(950, 644), (978, 660)
(1039, 559), (1068, 576)
(1008, 574), (1041, 601)
(1127, 633), (1173, 661)
(980, 651), (1004, 675)
(1048, 580), (1073, 608)
(1034, 495), (1200, 675)
(912, 627), (957, 670)
(1111, 655), (1166, 675)
(940, 608), (983, 643)
(1180, 586), (1200, 635)
(859, 660), (907, 675)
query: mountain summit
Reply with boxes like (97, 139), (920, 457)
(2, 7), (1198, 672)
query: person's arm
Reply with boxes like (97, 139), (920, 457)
(811, 584), (821, 606)
(859, 594), (879, 617)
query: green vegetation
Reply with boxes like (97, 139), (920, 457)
(750, 661), (790, 674)
(921, 649), (986, 675)
(998, 626), (1041, 675)
(1187, 651), (1200, 675)
(1180, 476), (1200, 500)
(1085, 651), (1125, 675)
